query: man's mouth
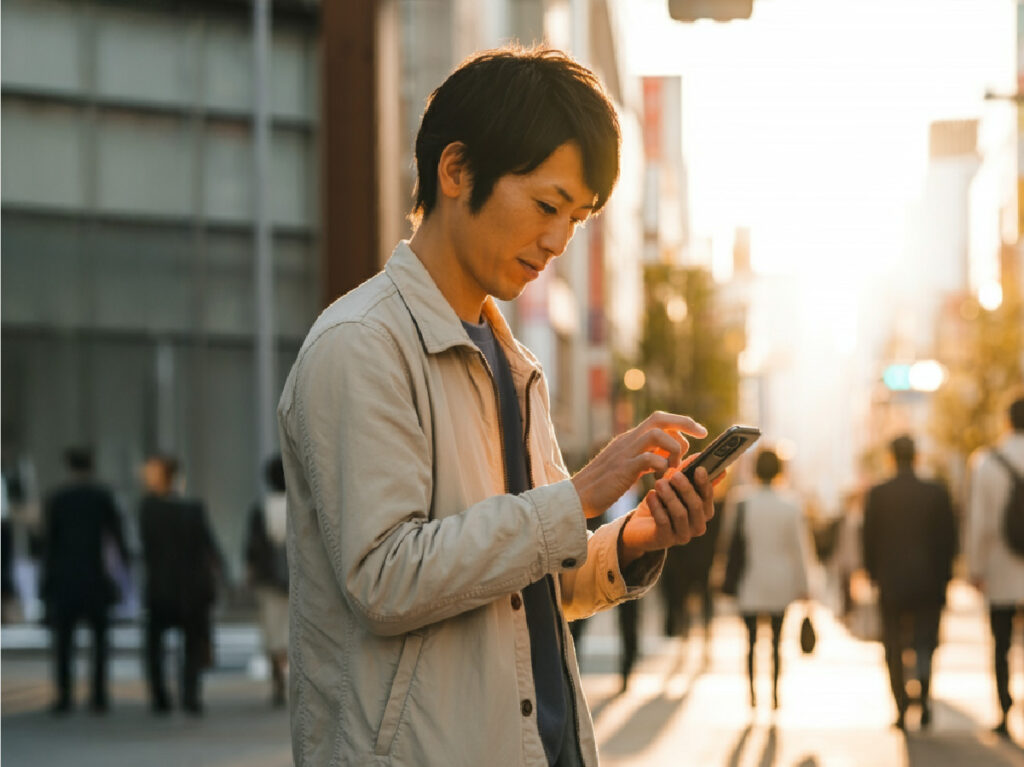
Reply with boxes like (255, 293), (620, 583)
(517, 259), (542, 279)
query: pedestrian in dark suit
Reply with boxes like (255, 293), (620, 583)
(41, 447), (129, 714)
(139, 455), (224, 715)
(863, 435), (957, 731)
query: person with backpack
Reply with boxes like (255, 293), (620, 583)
(967, 392), (1024, 738)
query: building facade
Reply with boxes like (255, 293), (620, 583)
(2, 0), (321, 581)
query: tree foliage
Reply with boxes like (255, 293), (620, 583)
(930, 270), (1024, 458)
(626, 264), (743, 442)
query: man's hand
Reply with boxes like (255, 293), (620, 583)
(571, 411), (707, 519)
(617, 463), (715, 567)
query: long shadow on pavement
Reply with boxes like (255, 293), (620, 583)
(900, 698), (1024, 767)
(725, 723), (786, 767)
(597, 648), (709, 758)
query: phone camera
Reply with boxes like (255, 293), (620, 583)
(713, 436), (741, 458)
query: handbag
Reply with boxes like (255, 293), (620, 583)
(721, 501), (747, 596)
(800, 611), (817, 654)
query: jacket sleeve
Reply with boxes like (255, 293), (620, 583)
(522, 375), (664, 619)
(559, 512), (664, 622)
(282, 321), (589, 637)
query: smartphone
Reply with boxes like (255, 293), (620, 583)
(681, 424), (762, 484)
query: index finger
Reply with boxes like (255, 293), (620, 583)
(643, 411), (708, 439)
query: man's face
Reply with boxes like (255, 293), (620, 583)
(142, 459), (167, 494)
(450, 141), (597, 312)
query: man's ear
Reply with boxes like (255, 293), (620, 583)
(437, 142), (470, 201)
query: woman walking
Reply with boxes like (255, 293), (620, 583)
(726, 448), (812, 710)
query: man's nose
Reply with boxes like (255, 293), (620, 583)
(538, 218), (574, 258)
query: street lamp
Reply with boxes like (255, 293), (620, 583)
(624, 368), (647, 391)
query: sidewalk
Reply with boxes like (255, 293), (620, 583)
(3, 581), (1023, 766)
(576, 581), (1024, 766)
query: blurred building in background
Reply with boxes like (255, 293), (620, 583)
(1, 0), (321, 582)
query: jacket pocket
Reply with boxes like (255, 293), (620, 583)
(373, 631), (425, 756)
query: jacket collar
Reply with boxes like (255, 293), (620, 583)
(384, 241), (543, 381)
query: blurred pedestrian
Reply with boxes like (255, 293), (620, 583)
(608, 483), (643, 692)
(278, 46), (717, 766)
(833, 488), (865, 620)
(966, 392), (1024, 738)
(1, 473), (18, 623)
(245, 455), (290, 707)
(139, 455), (224, 716)
(726, 448), (812, 711)
(659, 492), (722, 649)
(41, 447), (129, 715)
(862, 435), (956, 731)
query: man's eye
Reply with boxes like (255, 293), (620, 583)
(536, 201), (557, 215)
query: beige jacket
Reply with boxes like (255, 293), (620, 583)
(278, 242), (662, 766)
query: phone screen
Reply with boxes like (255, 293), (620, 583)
(681, 425), (761, 483)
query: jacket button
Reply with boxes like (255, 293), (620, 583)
(607, 570), (615, 584)
(521, 699), (533, 716)
(510, 594), (522, 610)
(561, 558), (576, 569)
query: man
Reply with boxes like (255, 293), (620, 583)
(41, 447), (129, 714)
(967, 392), (1024, 738)
(278, 47), (716, 766)
(138, 455), (224, 715)
(862, 435), (956, 731)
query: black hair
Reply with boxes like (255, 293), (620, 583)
(890, 435), (915, 467)
(1010, 395), (1024, 431)
(755, 449), (781, 483)
(64, 447), (93, 474)
(412, 45), (620, 223)
(264, 455), (286, 493)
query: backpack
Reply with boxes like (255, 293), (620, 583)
(992, 451), (1024, 558)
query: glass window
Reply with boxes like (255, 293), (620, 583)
(271, 31), (312, 120)
(204, 231), (254, 336)
(271, 128), (311, 228)
(1, 0), (84, 94)
(1, 215), (86, 328)
(191, 343), (257, 578)
(204, 121), (253, 223)
(95, 8), (201, 107)
(90, 223), (196, 333)
(96, 111), (192, 217)
(204, 22), (251, 114)
(274, 235), (318, 338)
(2, 100), (85, 209)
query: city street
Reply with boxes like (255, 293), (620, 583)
(3, 581), (1023, 767)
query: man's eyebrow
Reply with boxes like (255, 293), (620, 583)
(553, 185), (597, 209)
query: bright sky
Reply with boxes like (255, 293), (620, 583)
(614, 0), (1016, 500)
(618, 0), (1015, 278)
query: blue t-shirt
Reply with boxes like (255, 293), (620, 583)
(462, 319), (580, 767)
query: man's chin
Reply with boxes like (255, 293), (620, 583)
(493, 284), (528, 303)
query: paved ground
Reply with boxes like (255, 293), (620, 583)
(3, 580), (1024, 766)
